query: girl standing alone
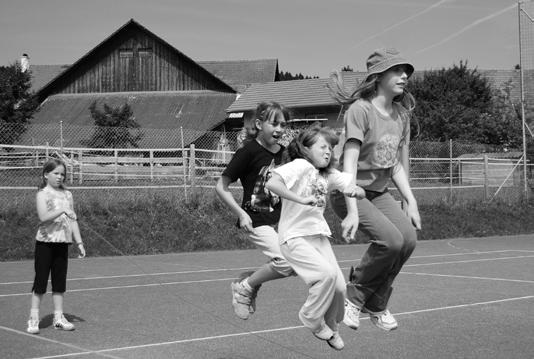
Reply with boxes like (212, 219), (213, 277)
(329, 48), (422, 332)
(266, 124), (364, 350)
(27, 159), (85, 334)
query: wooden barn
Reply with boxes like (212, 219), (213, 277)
(24, 19), (279, 149)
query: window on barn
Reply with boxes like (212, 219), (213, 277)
(119, 49), (134, 58)
(138, 48), (152, 57)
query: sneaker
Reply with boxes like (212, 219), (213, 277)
(343, 299), (361, 330)
(230, 281), (253, 320)
(312, 324), (334, 341)
(236, 272), (260, 314)
(327, 331), (345, 351)
(53, 314), (75, 331)
(26, 318), (40, 334)
(365, 308), (398, 331)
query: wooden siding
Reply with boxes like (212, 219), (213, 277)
(51, 27), (231, 94)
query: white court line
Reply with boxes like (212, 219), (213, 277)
(0, 249), (526, 286)
(0, 325), (123, 359)
(1, 255), (533, 298)
(24, 295), (534, 359)
(402, 271), (534, 284)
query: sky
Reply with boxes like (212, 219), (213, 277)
(0, 0), (522, 78)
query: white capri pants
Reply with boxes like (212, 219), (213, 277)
(280, 234), (345, 332)
(249, 225), (295, 277)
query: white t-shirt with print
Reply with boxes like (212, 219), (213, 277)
(272, 158), (353, 244)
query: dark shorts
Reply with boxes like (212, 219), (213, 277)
(32, 241), (69, 294)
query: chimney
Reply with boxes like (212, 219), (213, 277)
(20, 53), (30, 73)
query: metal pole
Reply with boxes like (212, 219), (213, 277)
(518, 1), (529, 200)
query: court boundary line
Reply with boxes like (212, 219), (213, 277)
(2, 254), (533, 298)
(0, 249), (529, 286)
(401, 271), (534, 284)
(0, 325), (123, 359)
(23, 295), (534, 359)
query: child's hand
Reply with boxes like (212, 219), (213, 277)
(64, 209), (77, 220)
(238, 213), (254, 233)
(300, 195), (319, 206)
(344, 185), (365, 200)
(76, 243), (86, 258)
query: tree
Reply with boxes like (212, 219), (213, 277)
(341, 65), (354, 72)
(83, 102), (143, 148)
(407, 61), (521, 148)
(0, 62), (38, 144)
(278, 70), (319, 81)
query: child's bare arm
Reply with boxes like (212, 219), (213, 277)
(36, 191), (68, 222)
(215, 175), (254, 232)
(266, 173), (316, 205)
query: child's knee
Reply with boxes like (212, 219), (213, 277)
(270, 257), (295, 277)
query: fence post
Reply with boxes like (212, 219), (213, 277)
(449, 139), (453, 202)
(69, 152), (74, 184)
(45, 142), (49, 160)
(181, 127), (188, 201)
(483, 154), (489, 201)
(149, 150), (154, 182)
(59, 121), (64, 154)
(78, 150), (83, 184)
(189, 144), (196, 191)
(114, 149), (118, 183)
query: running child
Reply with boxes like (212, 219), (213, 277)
(265, 124), (365, 350)
(328, 48), (421, 332)
(215, 101), (295, 320)
(27, 158), (85, 334)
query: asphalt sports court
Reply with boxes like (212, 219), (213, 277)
(1, 234), (533, 359)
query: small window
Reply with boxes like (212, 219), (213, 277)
(119, 49), (133, 58)
(138, 48), (152, 57)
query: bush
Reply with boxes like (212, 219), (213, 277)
(1, 189), (534, 261)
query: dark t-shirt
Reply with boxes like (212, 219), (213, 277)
(222, 139), (284, 227)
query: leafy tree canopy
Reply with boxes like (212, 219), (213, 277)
(83, 102), (143, 148)
(0, 62), (38, 144)
(408, 61), (521, 149)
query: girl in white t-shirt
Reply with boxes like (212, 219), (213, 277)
(266, 124), (364, 351)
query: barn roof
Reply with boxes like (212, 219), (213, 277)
(35, 19), (235, 99)
(198, 59), (278, 93)
(24, 91), (237, 148)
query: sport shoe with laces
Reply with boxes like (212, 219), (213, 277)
(327, 331), (344, 351)
(53, 314), (75, 331)
(26, 318), (40, 334)
(312, 324), (334, 341)
(230, 281), (253, 320)
(343, 299), (361, 330)
(236, 272), (261, 314)
(364, 308), (398, 331)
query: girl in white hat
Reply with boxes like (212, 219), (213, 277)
(328, 48), (422, 332)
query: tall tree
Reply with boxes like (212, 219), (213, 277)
(83, 102), (143, 148)
(408, 61), (521, 148)
(0, 62), (38, 144)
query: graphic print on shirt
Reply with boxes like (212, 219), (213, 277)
(373, 134), (400, 168)
(248, 159), (280, 212)
(308, 172), (328, 207)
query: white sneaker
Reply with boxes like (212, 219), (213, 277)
(53, 314), (75, 331)
(327, 331), (344, 351)
(26, 318), (40, 334)
(313, 324), (334, 341)
(343, 299), (361, 330)
(366, 309), (398, 331)
(230, 281), (253, 320)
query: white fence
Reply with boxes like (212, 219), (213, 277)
(1, 143), (532, 202)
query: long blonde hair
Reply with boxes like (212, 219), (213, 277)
(328, 70), (415, 146)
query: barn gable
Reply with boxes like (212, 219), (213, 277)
(36, 19), (235, 101)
